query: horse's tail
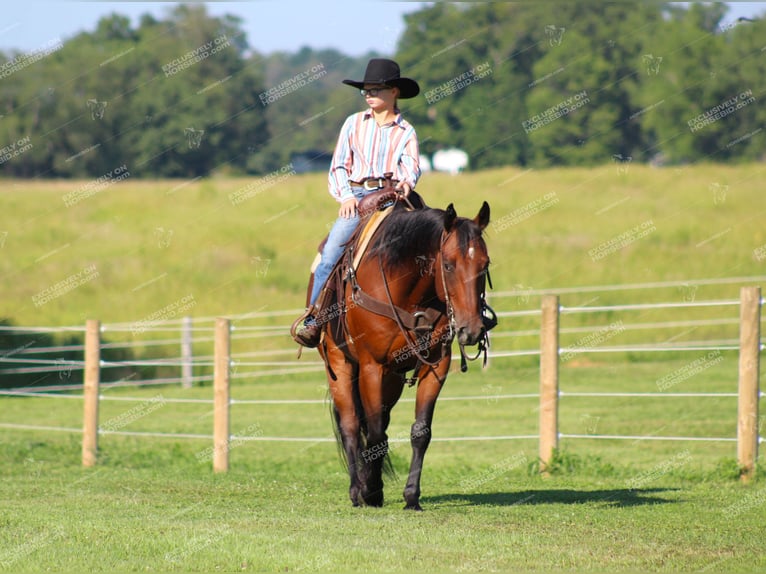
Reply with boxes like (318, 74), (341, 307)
(329, 396), (347, 468)
(381, 444), (397, 480)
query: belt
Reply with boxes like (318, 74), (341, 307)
(349, 177), (392, 191)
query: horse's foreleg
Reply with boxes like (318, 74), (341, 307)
(403, 358), (450, 511)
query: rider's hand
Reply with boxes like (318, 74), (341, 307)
(339, 197), (358, 218)
(395, 181), (412, 197)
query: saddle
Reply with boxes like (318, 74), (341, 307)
(357, 188), (399, 219)
(290, 171), (432, 349)
(308, 189), (426, 335)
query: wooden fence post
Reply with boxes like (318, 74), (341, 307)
(539, 294), (560, 474)
(82, 319), (100, 467)
(181, 316), (193, 389)
(737, 286), (761, 483)
(213, 317), (231, 473)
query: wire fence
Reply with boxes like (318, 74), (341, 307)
(0, 276), (762, 475)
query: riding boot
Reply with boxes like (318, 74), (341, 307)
(290, 304), (321, 348)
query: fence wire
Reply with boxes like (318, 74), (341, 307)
(1, 282), (761, 450)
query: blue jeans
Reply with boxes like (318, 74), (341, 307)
(309, 187), (367, 307)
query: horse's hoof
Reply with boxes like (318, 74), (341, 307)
(350, 487), (363, 507)
(363, 492), (384, 507)
(403, 503), (423, 511)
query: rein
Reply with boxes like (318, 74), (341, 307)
(346, 204), (497, 384)
(377, 251), (448, 369)
(347, 253), (446, 386)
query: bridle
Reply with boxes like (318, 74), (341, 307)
(348, 210), (497, 384)
(437, 229), (497, 372)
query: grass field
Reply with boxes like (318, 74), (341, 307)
(1, 165), (765, 572)
(1, 163), (765, 329)
(1, 360), (765, 573)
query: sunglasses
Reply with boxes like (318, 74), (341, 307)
(360, 87), (392, 98)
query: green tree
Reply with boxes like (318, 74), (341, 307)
(0, 4), (269, 178)
(633, 5), (716, 163)
(720, 15), (766, 161)
(1, 1), (762, 176)
(395, 2), (668, 168)
(396, 3), (527, 168)
(523, 2), (666, 166)
(701, 13), (766, 161)
(247, 47), (380, 173)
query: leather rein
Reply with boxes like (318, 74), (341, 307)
(347, 218), (497, 384)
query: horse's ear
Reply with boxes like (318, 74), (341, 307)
(444, 203), (457, 231)
(473, 201), (490, 231)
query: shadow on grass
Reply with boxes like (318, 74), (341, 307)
(424, 488), (680, 508)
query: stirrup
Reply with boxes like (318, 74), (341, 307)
(290, 307), (321, 348)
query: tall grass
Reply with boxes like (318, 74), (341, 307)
(2, 164), (764, 331)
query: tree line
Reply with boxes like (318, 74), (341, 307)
(0, 2), (763, 178)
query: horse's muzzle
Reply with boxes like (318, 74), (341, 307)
(456, 302), (496, 347)
(456, 325), (483, 346)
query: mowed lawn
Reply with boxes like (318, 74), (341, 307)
(1, 164), (765, 572)
(1, 360), (765, 573)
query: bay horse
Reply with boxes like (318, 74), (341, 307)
(314, 197), (495, 510)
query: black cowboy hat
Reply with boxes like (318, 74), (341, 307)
(342, 58), (420, 99)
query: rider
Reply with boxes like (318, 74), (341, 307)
(292, 58), (421, 348)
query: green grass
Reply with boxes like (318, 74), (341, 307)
(1, 453), (762, 573)
(1, 165), (765, 571)
(1, 163), (765, 330)
(2, 360), (764, 572)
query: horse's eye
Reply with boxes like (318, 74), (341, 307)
(444, 262), (455, 273)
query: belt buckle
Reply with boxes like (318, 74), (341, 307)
(363, 178), (384, 191)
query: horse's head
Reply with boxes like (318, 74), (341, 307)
(437, 202), (492, 347)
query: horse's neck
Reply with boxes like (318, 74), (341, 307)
(385, 259), (441, 309)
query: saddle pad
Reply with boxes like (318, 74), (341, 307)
(310, 252), (322, 273)
(352, 205), (394, 271)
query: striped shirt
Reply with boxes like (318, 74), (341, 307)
(328, 109), (421, 202)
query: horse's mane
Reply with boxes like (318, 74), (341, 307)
(368, 205), (484, 269)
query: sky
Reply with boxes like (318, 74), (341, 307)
(0, 2), (764, 56)
(0, 1), (427, 56)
